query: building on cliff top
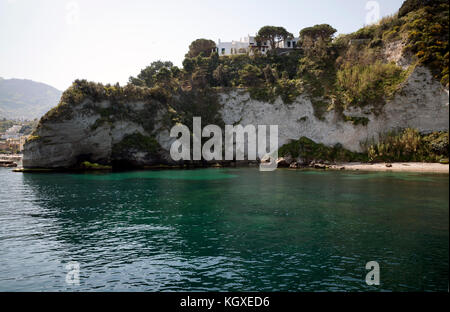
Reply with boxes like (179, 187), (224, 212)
(216, 35), (299, 56)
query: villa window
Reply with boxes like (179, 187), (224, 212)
(221, 48), (225, 55)
(287, 41), (291, 48)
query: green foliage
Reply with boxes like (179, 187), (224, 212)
(186, 39), (217, 58)
(182, 58), (195, 73)
(256, 26), (293, 50)
(336, 61), (405, 109)
(213, 64), (232, 87)
(278, 137), (368, 162)
(400, 1), (449, 86)
(38, 80), (167, 136)
(398, 0), (446, 17)
(79, 161), (111, 170)
(339, 15), (402, 48)
(168, 88), (224, 130)
(300, 24), (337, 40)
(246, 78), (303, 104)
(290, 24), (340, 119)
(180, 50), (307, 105)
(128, 61), (180, 88)
(299, 24), (337, 43)
(35, 75), (224, 143)
(343, 115), (370, 126)
(239, 64), (263, 86)
(337, 1), (447, 87)
(331, 0), (449, 114)
(279, 129), (448, 164)
(367, 129), (449, 162)
(297, 52), (337, 118)
(421, 131), (449, 156)
(112, 132), (160, 156)
(35, 0), (449, 139)
(271, 78), (302, 103)
(26, 135), (41, 142)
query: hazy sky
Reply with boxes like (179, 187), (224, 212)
(0, 0), (404, 90)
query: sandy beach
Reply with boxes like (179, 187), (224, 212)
(330, 162), (449, 174)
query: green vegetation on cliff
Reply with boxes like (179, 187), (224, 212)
(40, 80), (167, 127)
(38, 0), (448, 133)
(366, 129), (449, 162)
(126, 0), (447, 121)
(278, 137), (368, 162)
(278, 129), (449, 163)
(30, 0), (448, 167)
(112, 132), (161, 157)
(79, 161), (112, 170)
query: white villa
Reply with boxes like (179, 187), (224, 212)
(216, 35), (299, 56)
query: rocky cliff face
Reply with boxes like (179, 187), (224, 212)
(23, 99), (171, 168)
(23, 65), (448, 169)
(221, 66), (449, 153)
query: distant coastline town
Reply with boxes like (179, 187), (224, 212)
(0, 119), (36, 166)
(0, 122), (32, 152)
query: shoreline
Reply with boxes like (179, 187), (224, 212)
(329, 162), (449, 174)
(10, 161), (450, 174)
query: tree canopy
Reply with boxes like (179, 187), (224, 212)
(398, 0), (446, 17)
(186, 39), (217, 58)
(128, 61), (179, 88)
(125, 0), (447, 121)
(299, 24), (337, 42)
(255, 26), (293, 49)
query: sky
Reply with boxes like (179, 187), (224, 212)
(0, 0), (405, 91)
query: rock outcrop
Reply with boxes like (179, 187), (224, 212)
(23, 66), (449, 169)
(220, 66), (448, 153)
(23, 99), (172, 168)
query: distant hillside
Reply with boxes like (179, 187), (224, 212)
(0, 78), (62, 120)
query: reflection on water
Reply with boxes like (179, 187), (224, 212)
(0, 168), (448, 291)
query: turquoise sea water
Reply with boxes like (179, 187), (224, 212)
(0, 167), (448, 291)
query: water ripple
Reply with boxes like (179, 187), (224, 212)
(0, 168), (448, 291)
